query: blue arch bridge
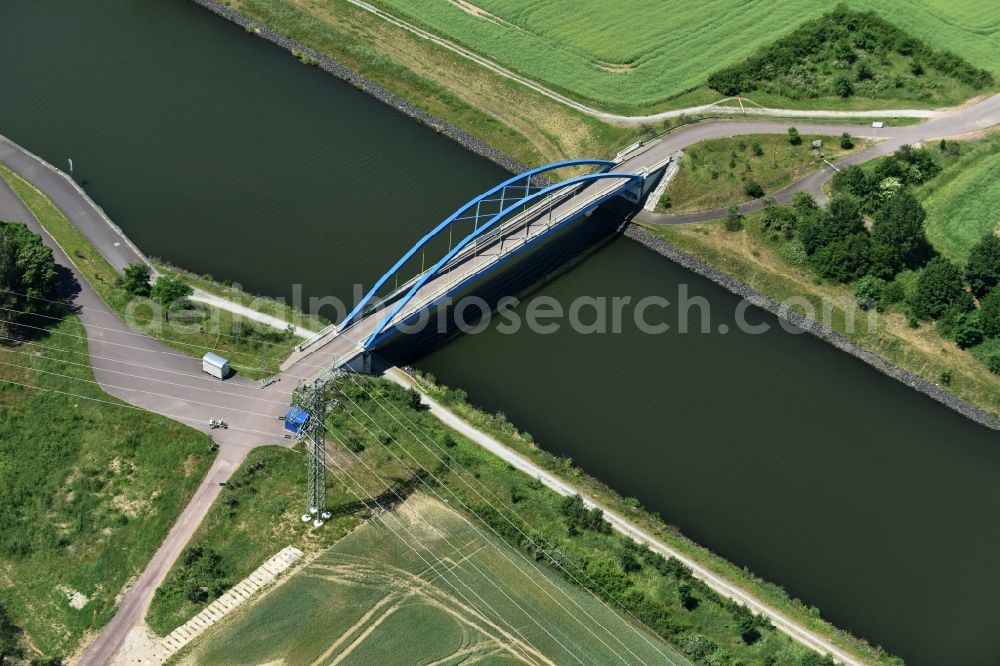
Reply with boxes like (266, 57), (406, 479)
(283, 144), (672, 379)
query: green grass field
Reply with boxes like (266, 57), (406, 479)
(664, 133), (864, 213)
(918, 137), (1000, 263)
(371, 0), (1000, 112)
(179, 493), (682, 666)
(0, 317), (214, 660)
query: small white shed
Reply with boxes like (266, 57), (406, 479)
(202, 352), (230, 379)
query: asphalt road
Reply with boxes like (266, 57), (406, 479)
(638, 93), (1000, 224)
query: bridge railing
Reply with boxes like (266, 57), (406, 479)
(338, 159), (616, 332)
(336, 167), (605, 338)
(365, 171), (645, 347)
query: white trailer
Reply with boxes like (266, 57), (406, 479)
(202, 352), (230, 379)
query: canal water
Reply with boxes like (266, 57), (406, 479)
(2, 1), (999, 663)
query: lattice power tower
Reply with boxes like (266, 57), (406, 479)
(286, 382), (333, 528)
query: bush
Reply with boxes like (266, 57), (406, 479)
(0, 604), (24, 665)
(912, 257), (968, 320)
(965, 234), (1000, 300)
(762, 200), (798, 239)
(833, 74), (854, 97)
(157, 545), (230, 606)
(779, 239), (809, 267)
(724, 206), (744, 231)
(792, 191), (817, 212)
(743, 180), (765, 198)
(980, 288), (1000, 338)
(787, 127), (801, 146)
(840, 132), (854, 149)
(855, 275), (887, 310)
(879, 280), (906, 308)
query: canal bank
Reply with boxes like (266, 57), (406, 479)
(186, 0), (531, 176)
(623, 224), (1000, 431)
(3, 2), (1000, 663)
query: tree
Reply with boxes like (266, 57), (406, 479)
(856, 60), (874, 81)
(840, 132), (854, 149)
(787, 127), (802, 145)
(833, 165), (870, 199)
(799, 194), (865, 255)
(870, 191), (932, 278)
(893, 144), (941, 184)
(150, 273), (192, 310)
(965, 234), (1000, 299)
(761, 199), (797, 239)
(724, 205), (744, 232)
(792, 191), (817, 213)
(953, 312), (984, 349)
(620, 546), (642, 574)
(855, 275), (887, 310)
(913, 257), (967, 319)
(743, 180), (764, 198)
(811, 233), (871, 282)
(677, 582), (698, 610)
(0, 222), (59, 335)
(118, 262), (151, 296)
(980, 288), (1000, 338)
(731, 604), (761, 644)
(833, 74), (854, 97)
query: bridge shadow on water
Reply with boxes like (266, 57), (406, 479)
(374, 199), (641, 367)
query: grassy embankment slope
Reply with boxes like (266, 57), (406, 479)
(152, 376), (895, 665)
(663, 133), (867, 213)
(917, 136), (1000, 262)
(0, 166), (299, 379)
(368, 0), (998, 114)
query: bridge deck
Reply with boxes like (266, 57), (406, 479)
(283, 148), (671, 380)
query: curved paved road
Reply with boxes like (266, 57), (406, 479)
(638, 93), (1000, 224)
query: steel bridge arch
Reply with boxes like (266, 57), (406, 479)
(363, 169), (643, 349)
(340, 159), (616, 332)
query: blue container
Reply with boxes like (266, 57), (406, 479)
(284, 406), (310, 434)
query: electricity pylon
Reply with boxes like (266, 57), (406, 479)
(298, 382), (333, 528)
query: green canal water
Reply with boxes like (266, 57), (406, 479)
(2, 1), (999, 663)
